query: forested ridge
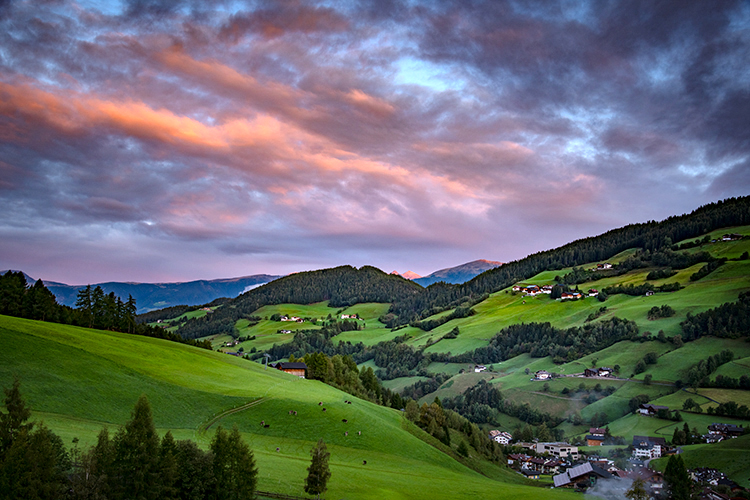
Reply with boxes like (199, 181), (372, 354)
(387, 196), (750, 324)
(172, 265), (422, 339)
(162, 196), (750, 339)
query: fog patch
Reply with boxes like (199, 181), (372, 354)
(585, 477), (632, 500)
(241, 283), (267, 295)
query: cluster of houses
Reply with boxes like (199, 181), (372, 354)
(594, 263), (613, 270)
(280, 315), (305, 323)
(340, 314), (361, 320)
(488, 423), (746, 496)
(706, 423), (744, 442)
(512, 284), (553, 296)
(511, 283), (599, 300)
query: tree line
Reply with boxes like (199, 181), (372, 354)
(0, 380), (333, 500)
(680, 291), (750, 341)
(0, 271), (211, 350)
(0, 381), (257, 500)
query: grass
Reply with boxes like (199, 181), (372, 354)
(0, 315), (579, 500)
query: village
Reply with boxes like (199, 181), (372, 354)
(491, 415), (746, 498)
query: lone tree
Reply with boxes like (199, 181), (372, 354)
(305, 439), (331, 499)
(625, 478), (648, 500)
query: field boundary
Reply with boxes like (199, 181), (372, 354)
(256, 490), (309, 500)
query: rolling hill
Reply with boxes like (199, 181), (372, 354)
(0, 315), (577, 500)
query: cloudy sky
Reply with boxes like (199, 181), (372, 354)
(1, 0), (749, 284)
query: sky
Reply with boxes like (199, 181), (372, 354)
(1, 0), (749, 285)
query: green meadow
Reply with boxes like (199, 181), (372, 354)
(0, 314), (578, 500)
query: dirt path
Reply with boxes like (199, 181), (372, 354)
(199, 397), (267, 433)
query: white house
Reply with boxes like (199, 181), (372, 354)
(535, 442), (579, 459)
(632, 436), (666, 459)
(489, 430), (512, 445)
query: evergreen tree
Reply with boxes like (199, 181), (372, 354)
(664, 454), (691, 500)
(113, 395), (160, 500)
(175, 440), (215, 500)
(211, 426), (257, 500)
(456, 440), (469, 457)
(159, 431), (179, 500)
(0, 378), (33, 458)
(304, 439), (331, 500)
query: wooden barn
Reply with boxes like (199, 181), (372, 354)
(274, 362), (308, 378)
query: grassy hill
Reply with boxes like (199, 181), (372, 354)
(0, 314), (578, 500)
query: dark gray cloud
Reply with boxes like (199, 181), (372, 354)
(0, 0), (748, 283)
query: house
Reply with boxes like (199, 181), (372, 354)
(638, 403), (669, 416)
(489, 430), (512, 445)
(632, 436), (667, 459)
(586, 428), (606, 446)
(584, 368), (598, 377)
(275, 362), (307, 378)
(541, 285), (553, 294)
(595, 263), (613, 270)
(553, 462), (611, 488)
(535, 370), (551, 380)
(520, 469), (539, 479)
(535, 442), (579, 459)
(474, 364), (487, 373)
(707, 423), (744, 438)
(560, 291), (583, 300)
(645, 290), (655, 296)
(587, 289), (599, 297)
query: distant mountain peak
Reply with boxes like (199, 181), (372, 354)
(413, 259), (503, 287)
(390, 270), (422, 280)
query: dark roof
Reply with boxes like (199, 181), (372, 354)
(277, 362), (308, 370)
(639, 403), (669, 411)
(632, 435), (667, 447)
(586, 435), (605, 441)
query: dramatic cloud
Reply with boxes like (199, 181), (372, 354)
(0, 0), (748, 284)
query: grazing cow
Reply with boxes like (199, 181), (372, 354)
(264, 424), (270, 428)
(322, 408), (326, 412)
(358, 431), (361, 435)
(363, 460), (367, 465)
(342, 419), (347, 423)
(347, 401), (352, 404)
(293, 411), (297, 415)
(276, 447), (280, 452)
(318, 402), (323, 405)
(345, 431), (348, 436)
(260, 420), (265, 426)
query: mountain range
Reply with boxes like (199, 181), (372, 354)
(2, 271), (281, 313)
(3, 259), (501, 314)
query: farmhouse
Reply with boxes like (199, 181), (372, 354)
(584, 367), (612, 378)
(535, 370), (551, 380)
(586, 427), (605, 446)
(274, 362), (308, 378)
(631, 435), (667, 459)
(638, 403), (669, 416)
(474, 365), (487, 373)
(560, 291), (583, 300)
(489, 430), (512, 445)
(595, 263), (612, 270)
(587, 289), (599, 297)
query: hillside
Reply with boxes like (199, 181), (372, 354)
(413, 259), (503, 287)
(0, 315), (577, 500)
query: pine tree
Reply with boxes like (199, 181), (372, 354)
(114, 395), (160, 500)
(664, 454), (691, 500)
(305, 439), (331, 500)
(211, 426), (257, 500)
(0, 378), (33, 458)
